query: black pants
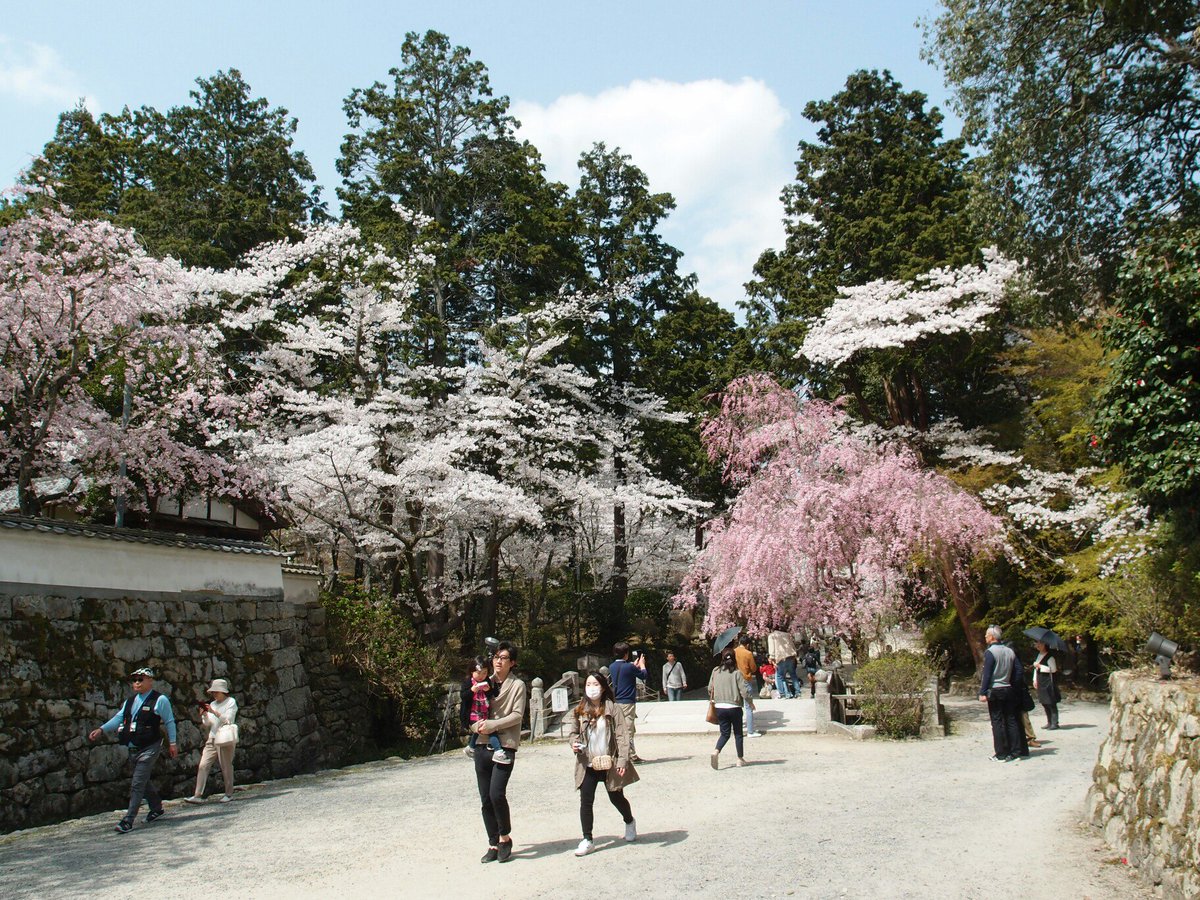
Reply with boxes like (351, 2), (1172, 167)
(1043, 702), (1059, 728)
(474, 746), (516, 845)
(578, 766), (632, 840)
(987, 687), (1023, 757)
(715, 706), (744, 757)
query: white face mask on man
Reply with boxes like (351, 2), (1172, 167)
(585, 685), (603, 700)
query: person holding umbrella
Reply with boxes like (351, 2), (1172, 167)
(1031, 639), (1062, 729)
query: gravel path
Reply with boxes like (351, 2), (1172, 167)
(0, 696), (1150, 899)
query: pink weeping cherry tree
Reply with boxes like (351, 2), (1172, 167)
(673, 374), (1005, 659)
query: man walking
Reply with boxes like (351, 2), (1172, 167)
(661, 651), (687, 701)
(734, 635), (762, 737)
(978, 626), (1027, 761)
(88, 666), (178, 833)
(610, 642), (647, 761)
(472, 642), (527, 863)
(767, 630), (801, 699)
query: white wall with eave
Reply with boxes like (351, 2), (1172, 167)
(0, 527), (285, 598)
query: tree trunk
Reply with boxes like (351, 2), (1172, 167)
(939, 549), (984, 667)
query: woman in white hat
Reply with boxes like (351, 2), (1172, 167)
(185, 678), (239, 803)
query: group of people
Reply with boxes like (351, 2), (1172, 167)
(979, 625), (1063, 761)
(88, 667), (240, 833)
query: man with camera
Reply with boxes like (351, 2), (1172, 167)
(473, 641), (527, 863)
(609, 642), (647, 763)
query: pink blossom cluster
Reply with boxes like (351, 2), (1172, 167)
(675, 375), (1005, 637)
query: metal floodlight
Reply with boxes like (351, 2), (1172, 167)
(1145, 632), (1179, 680)
(484, 636), (500, 655)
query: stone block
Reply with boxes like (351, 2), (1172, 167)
(111, 637), (151, 663)
(44, 770), (84, 793)
(244, 634), (265, 654)
(282, 688), (310, 719)
(86, 744), (127, 783)
(0, 595), (12, 619)
(18, 747), (64, 780)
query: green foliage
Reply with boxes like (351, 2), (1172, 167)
(855, 651), (935, 738)
(24, 71), (321, 268)
(322, 584), (445, 736)
(927, 0), (1200, 312)
(745, 69), (979, 381)
(1095, 221), (1200, 511)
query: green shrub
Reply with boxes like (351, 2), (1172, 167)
(856, 651), (935, 738)
(322, 584), (445, 738)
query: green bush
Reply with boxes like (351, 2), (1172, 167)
(856, 651), (935, 739)
(322, 584), (445, 738)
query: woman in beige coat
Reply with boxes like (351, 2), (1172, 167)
(567, 673), (639, 857)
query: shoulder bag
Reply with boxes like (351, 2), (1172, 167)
(214, 723), (239, 746)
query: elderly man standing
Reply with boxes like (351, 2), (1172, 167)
(88, 666), (178, 833)
(978, 626), (1026, 761)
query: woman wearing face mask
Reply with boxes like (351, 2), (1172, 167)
(567, 673), (639, 857)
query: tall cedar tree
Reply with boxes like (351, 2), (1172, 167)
(25, 70), (321, 268)
(745, 70), (979, 386)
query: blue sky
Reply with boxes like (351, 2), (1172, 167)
(1, 1), (956, 311)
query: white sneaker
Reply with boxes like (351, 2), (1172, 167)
(493, 749), (511, 764)
(747, 731), (764, 738)
(184, 796), (204, 805)
(463, 746), (474, 758)
(624, 819), (637, 842)
(575, 838), (594, 857)
(219, 795), (233, 803)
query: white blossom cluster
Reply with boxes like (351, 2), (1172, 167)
(798, 248), (1023, 366)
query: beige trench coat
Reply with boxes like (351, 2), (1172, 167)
(567, 699), (640, 792)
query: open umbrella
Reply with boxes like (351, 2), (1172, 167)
(1023, 626), (1068, 652)
(712, 625), (742, 655)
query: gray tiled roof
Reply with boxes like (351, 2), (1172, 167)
(0, 515), (286, 556)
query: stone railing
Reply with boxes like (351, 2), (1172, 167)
(1086, 671), (1199, 899)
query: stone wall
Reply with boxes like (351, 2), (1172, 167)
(0, 592), (373, 833)
(1086, 672), (1200, 899)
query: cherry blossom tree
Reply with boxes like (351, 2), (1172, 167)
(674, 374), (1005, 658)
(797, 249), (1023, 429)
(0, 201), (257, 516)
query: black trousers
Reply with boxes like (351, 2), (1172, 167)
(1042, 702), (1059, 728)
(715, 706), (744, 757)
(578, 766), (632, 840)
(474, 746), (516, 845)
(987, 686), (1023, 757)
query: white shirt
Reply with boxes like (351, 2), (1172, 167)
(586, 716), (609, 759)
(203, 696), (238, 741)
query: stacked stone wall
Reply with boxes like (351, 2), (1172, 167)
(1086, 671), (1200, 899)
(0, 593), (373, 833)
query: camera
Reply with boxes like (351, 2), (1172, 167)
(630, 650), (640, 660)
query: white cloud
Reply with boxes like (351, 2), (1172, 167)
(513, 77), (792, 314)
(0, 36), (98, 112)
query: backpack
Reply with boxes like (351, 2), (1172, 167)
(803, 650), (819, 669)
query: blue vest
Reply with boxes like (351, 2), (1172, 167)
(117, 690), (163, 749)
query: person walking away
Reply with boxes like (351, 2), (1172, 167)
(801, 643), (822, 698)
(767, 630), (801, 698)
(88, 666), (178, 833)
(978, 626), (1026, 761)
(461, 656), (506, 761)
(1031, 640), (1061, 729)
(709, 650), (747, 769)
(568, 673), (639, 856)
(661, 651), (687, 701)
(473, 642), (527, 863)
(609, 643), (647, 761)
(734, 636), (761, 736)
(185, 678), (239, 803)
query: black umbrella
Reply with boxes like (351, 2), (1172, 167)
(1023, 626), (1068, 652)
(712, 625), (742, 655)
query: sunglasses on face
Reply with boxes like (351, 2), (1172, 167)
(130, 676), (147, 683)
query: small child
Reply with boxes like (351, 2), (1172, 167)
(463, 656), (508, 764)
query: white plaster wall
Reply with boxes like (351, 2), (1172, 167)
(0, 528), (284, 597)
(282, 570), (322, 604)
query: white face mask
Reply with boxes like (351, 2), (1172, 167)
(585, 685), (603, 700)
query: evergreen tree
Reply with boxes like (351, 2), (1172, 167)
(745, 70), (979, 383)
